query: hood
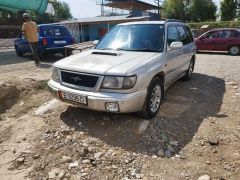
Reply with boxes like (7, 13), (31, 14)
(54, 49), (158, 76)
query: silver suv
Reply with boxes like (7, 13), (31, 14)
(48, 20), (196, 119)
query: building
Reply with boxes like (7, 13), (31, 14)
(58, 0), (161, 43)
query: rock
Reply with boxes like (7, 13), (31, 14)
(197, 174), (211, 180)
(208, 138), (219, 146)
(16, 157), (25, 163)
(94, 152), (102, 159)
(82, 159), (91, 164)
(165, 150), (172, 158)
(33, 154), (40, 159)
(169, 141), (179, 147)
(48, 168), (61, 179)
(62, 156), (72, 163)
(157, 149), (165, 157)
(81, 173), (88, 177)
(167, 145), (176, 154)
(34, 99), (60, 116)
(228, 81), (237, 85)
(138, 120), (150, 134)
(69, 161), (79, 168)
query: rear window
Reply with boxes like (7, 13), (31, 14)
(42, 26), (69, 37)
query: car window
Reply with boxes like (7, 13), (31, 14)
(218, 30), (231, 38)
(176, 26), (188, 45)
(185, 26), (194, 43)
(43, 26), (69, 37)
(204, 31), (219, 39)
(167, 26), (179, 46)
(232, 30), (240, 38)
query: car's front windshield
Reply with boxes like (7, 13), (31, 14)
(96, 24), (165, 52)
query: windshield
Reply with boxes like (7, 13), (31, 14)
(96, 24), (165, 52)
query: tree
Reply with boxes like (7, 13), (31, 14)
(188, 0), (217, 22)
(162, 0), (187, 20)
(220, 0), (237, 21)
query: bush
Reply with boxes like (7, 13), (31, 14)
(188, 20), (240, 29)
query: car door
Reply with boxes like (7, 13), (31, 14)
(197, 30), (219, 50)
(176, 26), (193, 73)
(165, 25), (183, 86)
(212, 30), (232, 51)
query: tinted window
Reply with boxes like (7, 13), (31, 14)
(204, 31), (219, 39)
(167, 26), (179, 45)
(232, 30), (240, 38)
(184, 26), (194, 43)
(176, 26), (188, 45)
(42, 26), (69, 37)
(96, 24), (165, 52)
(218, 30), (231, 38)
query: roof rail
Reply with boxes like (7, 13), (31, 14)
(165, 19), (186, 23)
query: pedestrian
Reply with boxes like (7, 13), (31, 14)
(22, 13), (40, 65)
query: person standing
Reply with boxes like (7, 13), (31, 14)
(22, 13), (40, 65)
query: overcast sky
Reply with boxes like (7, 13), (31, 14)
(64, 0), (221, 19)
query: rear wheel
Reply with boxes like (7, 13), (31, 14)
(138, 77), (163, 119)
(229, 46), (240, 56)
(15, 46), (23, 57)
(182, 58), (195, 81)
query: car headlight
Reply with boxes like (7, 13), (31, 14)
(51, 67), (60, 83)
(101, 75), (137, 89)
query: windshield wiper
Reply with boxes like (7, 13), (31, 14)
(98, 48), (114, 50)
(127, 48), (160, 52)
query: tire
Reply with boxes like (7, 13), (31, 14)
(182, 58), (195, 81)
(15, 46), (23, 57)
(229, 45), (240, 56)
(138, 77), (163, 119)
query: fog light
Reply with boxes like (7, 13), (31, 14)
(105, 102), (119, 112)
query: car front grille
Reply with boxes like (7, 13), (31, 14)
(61, 71), (99, 88)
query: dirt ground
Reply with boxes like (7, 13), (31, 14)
(0, 50), (239, 180)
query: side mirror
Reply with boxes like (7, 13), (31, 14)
(93, 40), (99, 45)
(169, 42), (183, 50)
(200, 36), (205, 40)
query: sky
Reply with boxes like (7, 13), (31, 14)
(64, 0), (221, 19)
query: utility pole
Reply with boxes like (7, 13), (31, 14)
(101, 0), (104, 16)
(154, 0), (162, 20)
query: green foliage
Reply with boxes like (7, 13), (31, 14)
(188, 0), (217, 22)
(162, 0), (217, 22)
(0, 0), (72, 25)
(162, 0), (187, 20)
(188, 20), (240, 29)
(220, 0), (237, 21)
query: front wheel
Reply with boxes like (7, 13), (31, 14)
(182, 59), (195, 81)
(138, 77), (163, 119)
(229, 46), (240, 56)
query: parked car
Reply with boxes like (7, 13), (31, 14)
(48, 20), (196, 119)
(14, 24), (74, 57)
(195, 28), (240, 55)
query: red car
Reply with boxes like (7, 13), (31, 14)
(195, 28), (240, 55)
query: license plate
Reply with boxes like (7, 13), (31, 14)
(54, 40), (66, 44)
(61, 91), (87, 105)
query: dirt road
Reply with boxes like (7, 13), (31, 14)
(0, 51), (239, 180)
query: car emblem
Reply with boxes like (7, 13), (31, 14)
(71, 77), (82, 81)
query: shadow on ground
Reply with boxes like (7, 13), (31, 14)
(0, 50), (63, 66)
(60, 73), (225, 156)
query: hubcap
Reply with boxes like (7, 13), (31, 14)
(150, 85), (161, 113)
(230, 46), (239, 55)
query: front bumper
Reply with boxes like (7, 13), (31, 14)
(48, 80), (147, 113)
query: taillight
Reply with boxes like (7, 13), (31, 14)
(72, 38), (76, 44)
(42, 38), (48, 46)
